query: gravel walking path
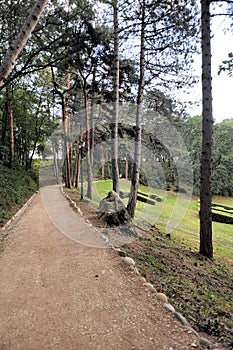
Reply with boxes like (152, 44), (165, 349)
(0, 186), (226, 349)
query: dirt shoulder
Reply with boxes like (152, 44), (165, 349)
(0, 186), (228, 349)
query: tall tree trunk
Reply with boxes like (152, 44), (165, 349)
(107, 151), (111, 178)
(111, 1), (120, 194)
(0, 108), (7, 162)
(83, 80), (93, 199)
(29, 94), (44, 169)
(101, 144), (105, 178)
(0, 0), (49, 89)
(63, 70), (72, 189)
(51, 67), (72, 188)
(199, 0), (213, 259)
(127, 0), (145, 218)
(90, 64), (96, 168)
(74, 139), (81, 188)
(125, 158), (128, 181)
(52, 141), (59, 184)
(6, 84), (14, 166)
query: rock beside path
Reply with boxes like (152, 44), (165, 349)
(98, 190), (131, 226)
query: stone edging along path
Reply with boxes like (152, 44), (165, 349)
(1, 186), (212, 349)
(61, 186), (212, 350)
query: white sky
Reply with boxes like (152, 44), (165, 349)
(212, 16), (233, 122)
(184, 14), (233, 123)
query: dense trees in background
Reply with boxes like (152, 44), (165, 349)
(0, 0), (199, 178)
(0, 0), (233, 258)
(181, 116), (233, 196)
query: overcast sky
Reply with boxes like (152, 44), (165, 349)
(184, 12), (233, 123)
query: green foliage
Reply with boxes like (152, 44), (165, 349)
(213, 121), (233, 196)
(181, 116), (233, 196)
(180, 115), (202, 194)
(219, 52), (233, 77)
(0, 164), (38, 226)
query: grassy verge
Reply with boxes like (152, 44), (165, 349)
(64, 180), (233, 348)
(124, 229), (233, 348)
(91, 179), (233, 263)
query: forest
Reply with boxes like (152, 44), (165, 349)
(0, 1), (233, 347)
(0, 1), (233, 222)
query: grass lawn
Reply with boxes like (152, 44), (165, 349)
(91, 179), (233, 263)
(64, 180), (233, 347)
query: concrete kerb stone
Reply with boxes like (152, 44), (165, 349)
(61, 187), (212, 349)
(0, 192), (38, 241)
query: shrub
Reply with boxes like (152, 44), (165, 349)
(0, 165), (38, 226)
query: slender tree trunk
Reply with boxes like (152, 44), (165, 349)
(90, 64), (96, 168)
(83, 81), (93, 199)
(73, 140), (80, 188)
(107, 151), (111, 178)
(74, 132), (83, 189)
(6, 84), (14, 166)
(111, 1), (120, 194)
(199, 0), (213, 259)
(127, 0), (145, 218)
(0, 0), (49, 89)
(51, 67), (72, 188)
(52, 142), (59, 184)
(125, 158), (128, 180)
(101, 144), (105, 178)
(29, 94), (44, 169)
(0, 108), (7, 162)
(63, 70), (72, 189)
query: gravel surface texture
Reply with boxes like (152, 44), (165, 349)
(0, 186), (227, 350)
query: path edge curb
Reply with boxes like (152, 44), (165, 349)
(0, 192), (38, 240)
(61, 186), (212, 349)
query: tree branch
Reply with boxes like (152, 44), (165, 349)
(0, 0), (49, 89)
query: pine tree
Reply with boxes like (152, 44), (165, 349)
(199, 0), (213, 259)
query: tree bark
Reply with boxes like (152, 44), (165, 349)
(125, 158), (128, 181)
(127, 0), (145, 218)
(0, 108), (7, 162)
(73, 138), (81, 188)
(107, 151), (111, 178)
(0, 0), (49, 89)
(111, 1), (120, 194)
(83, 84), (93, 199)
(90, 64), (97, 168)
(64, 70), (72, 189)
(199, 0), (213, 259)
(51, 67), (72, 189)
(52, 141), (59, 184)
(6, 84), (14, 166)
(101, 144), (105, 178)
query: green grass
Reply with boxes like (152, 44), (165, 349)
(65, 179), (233, 347)
(90, 179), (233, 262)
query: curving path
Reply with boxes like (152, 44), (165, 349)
(0, 186), (226, 349)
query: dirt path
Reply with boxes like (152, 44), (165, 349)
(0, 186), (226, 350)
